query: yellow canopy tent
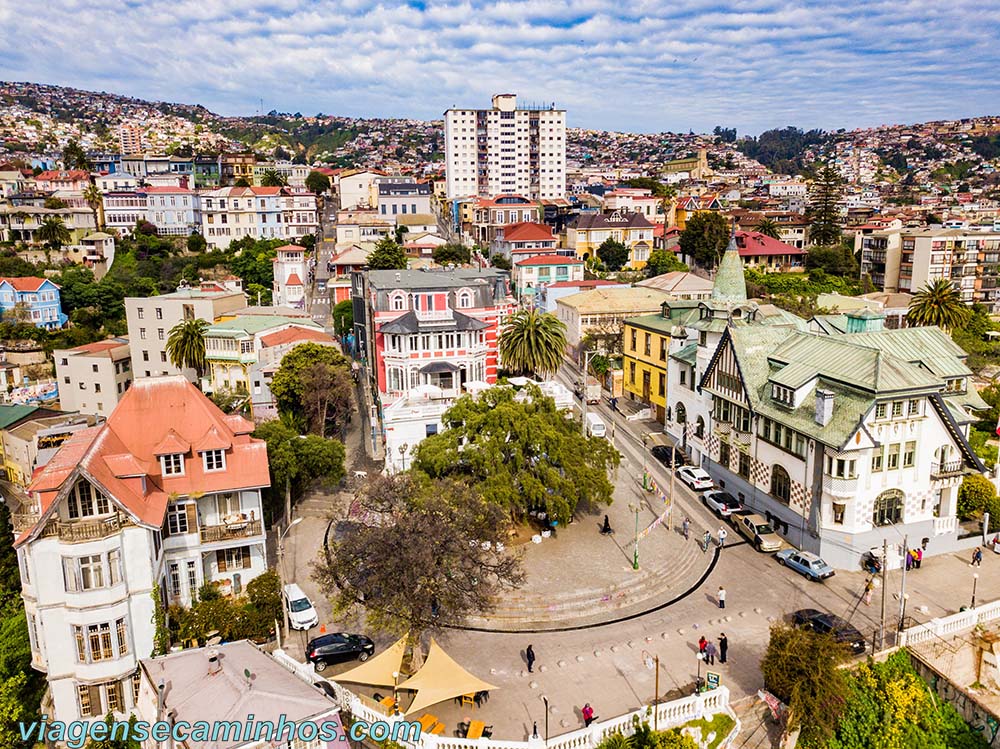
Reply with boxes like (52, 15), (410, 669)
(395, 639), (498, 715)
(334, 636), (408, 687)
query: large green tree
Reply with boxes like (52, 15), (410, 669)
(268, 342), (351, 432)
(83, 183), (104, 229)
(165, 318), (209, 380)
(366, 237), (408, 270)
(259, 169), (287, 187)
(597, 238), (630, 271)
(254, 419), (346, 522)
(332, 299), (353, 336)
(645, 249), (688, 277)
(62, 139), (91, 171)
(907, 279), (968, 331)
(678, 211), (730, 269)
(313, 474), (523, 645)
(432, 243), (472, 266)
(36, 215), (72, 251)
(755, 216), (782, 239)
(806, 244), (859, 277)
(305, 170), (331, 194)
(808, 165), (844, 246)
(498, 309), (568, 377)
(413, 385), (620, 522)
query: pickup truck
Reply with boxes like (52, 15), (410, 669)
(574, 376), (601, 405)
(732, 512), (783, 552)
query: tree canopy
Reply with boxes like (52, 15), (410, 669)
(498, 309), (568, 377)
(313, 474), (523, 639)
(678, 211), (730, 269)
(907, 279), (968, 331)
(432, 243), (472, 266)
(413, 385), (620, 522)
(806, 244), (859, 277)
(269, 342), (352, 434)
(165, 318), (209, 380)
(305, 170), (331, 194)
(645, 249), (688, 277)
(808, 165), (844, 247)
(597, 238), (630, 271)
(366, 237), (408, 270)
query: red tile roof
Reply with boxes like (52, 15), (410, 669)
(735, 231), (805, 257)
(285, 273), (303, 287)
(18, 377), (269, 547)
(260, 327), (334, 348)
(515, 254), (583, 266)
(0, 276), (53, 291)
(35, 169), (90, 182)
(501, 222), (555, 242)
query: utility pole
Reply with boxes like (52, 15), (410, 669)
(878, 538), (889, 650)
(667, 443), (676, 529)
(897, 534), (909, 637)
(580, 349), (594, 436)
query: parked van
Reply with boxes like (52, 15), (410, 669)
(585, 412), (607, 438)
(284, 583), (319, 630)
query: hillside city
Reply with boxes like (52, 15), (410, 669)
(1, 76), (1000, 749)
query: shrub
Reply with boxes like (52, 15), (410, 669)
(957, 474), (996, 520)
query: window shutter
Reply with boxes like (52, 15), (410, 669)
(240, 547), (250, 569)
(88, 685), (102, 716)
(63, 558), (78, 592)
(185, 504), (197, 532)
(216, 550), (227, 573)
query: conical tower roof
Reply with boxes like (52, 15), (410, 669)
(711, 225), (747, 303)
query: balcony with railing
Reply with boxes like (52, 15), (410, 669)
(38, 514), (133, 543)
(414, 307), (455, 323)
(930, 460), (963, 480)
(822, 474), (858, 498)
(200, 519), (263, 544)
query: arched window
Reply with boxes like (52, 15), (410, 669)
(770, 465), (791, 505)
(676, 403), (687, 424)
(695, 416), (705, 438)
(873, 489), (904, 527)
(458, 290), (473, 309)
(389, 291), (407, 311)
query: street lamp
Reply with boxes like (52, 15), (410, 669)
(973, 573), (980, 609)
(277, 517), (303, 639)
(392, 670), (400, 711)
(398, 442), (409, 472)
(642, 650), (660, 731)
(580, 349), (595, 437)
(542, 696), (549, 746)
(642, 433), (650, 490)
(695, 652), (705, 695)
(628, 503), (640, 570)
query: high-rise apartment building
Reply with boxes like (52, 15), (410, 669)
(444, 94), (566, 201)
(118, 124), (146, 156)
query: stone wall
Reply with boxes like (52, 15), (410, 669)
(910, 651), (1000, 747)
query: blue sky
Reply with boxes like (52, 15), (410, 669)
(1, 0), (998, 134)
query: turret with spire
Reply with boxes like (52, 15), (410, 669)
(710, 220), (747, 304)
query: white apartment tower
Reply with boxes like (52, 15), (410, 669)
(444, 94), (566, 201)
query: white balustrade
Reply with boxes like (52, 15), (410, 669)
(899, 597), (1000, 647)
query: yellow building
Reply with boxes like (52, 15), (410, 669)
(622, 313), (674, 421)
(673, 194), (724, 230)
(567, 210), (655, 269)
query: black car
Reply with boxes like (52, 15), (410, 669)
(650, 444), (688, 469)
(791, 608), (867, 654)
(306, 633), (375, 671)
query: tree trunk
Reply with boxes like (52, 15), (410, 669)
(285, 474), (292, 527)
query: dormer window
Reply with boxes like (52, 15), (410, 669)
(202, 450), (226, 472)
(771, 384), (794, 406)
(390, 291), (406, 311)
(161, 454), (184, 476)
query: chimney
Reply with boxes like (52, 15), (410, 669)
(207, 648), (222, 676)
(815, 389), (834, 427)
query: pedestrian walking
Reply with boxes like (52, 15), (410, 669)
(718, 586), (727, 609)
(704, 640), (717, 665)
(717, 527), (728, 548)
(698, 636), (707, 655)
(526, 644), (536, 673)
(701, 530), (712, 552)
(582, 703), (595, 727)
(973, 547), (984, 567)
(718, 633), (728, 664)
(682, 517), (691, 541)
(600, 515), (613, 535)
(863, 577), (875, 606)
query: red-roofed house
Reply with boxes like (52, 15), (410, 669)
(512, 254), (584, 303)
(34, 170), (91, 192)
(473, 195), (542, 245)
(491, 221), (559, 261)
(14, 376), (271, 723)
(733, 230), (806, 271)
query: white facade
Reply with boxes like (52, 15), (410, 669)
(199, 188), (319, 250)
(272, 245), (306, 309)
(143, 187), (200, 236)
(96, 173), (138, 193)
(54, 339), (133, 418)
(445, 93), (566, 200)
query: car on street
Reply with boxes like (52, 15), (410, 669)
(651, 444), (688, 469)
(791, 608), (867, 654)
(701, 490), (742, 518)
(305, 633), (376, 671)
(775, 549), (835, 581)
(283, 583), (319, 630)
(676, 466), (714, 491)
(733, 513), (783, 552)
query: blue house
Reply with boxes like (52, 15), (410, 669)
(0, 277), (68, 329)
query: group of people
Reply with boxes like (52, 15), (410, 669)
(905, 547), (924, 571)
(680, 517), (727, 552)
(698, 633), (729, 665)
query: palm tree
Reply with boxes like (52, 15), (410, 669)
(755, 216), (782, 239)
(260, 169), (287, 187)
(36, 216), (71, 250)
(907, 279), (968, 331)
(82, 183), (104, 229)
(166, 318), (210, 382)
(498, 309), (568, 377)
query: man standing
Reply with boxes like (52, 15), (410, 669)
(526, 644), (536, 673)
(717, 526), (728, 548)
(704, 640), (717, 665)
(718, 586), (727, 609)
(718, 633), (728, 664)
(973, 547), (984, 567)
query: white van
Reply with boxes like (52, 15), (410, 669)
(585, 412), (607, 438)
(284, 583), (319, 631)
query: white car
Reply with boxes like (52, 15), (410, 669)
(677, 466), (714, 491)
(284, 583), (319, 631)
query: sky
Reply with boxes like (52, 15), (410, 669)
(1, 0), (998, 135)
